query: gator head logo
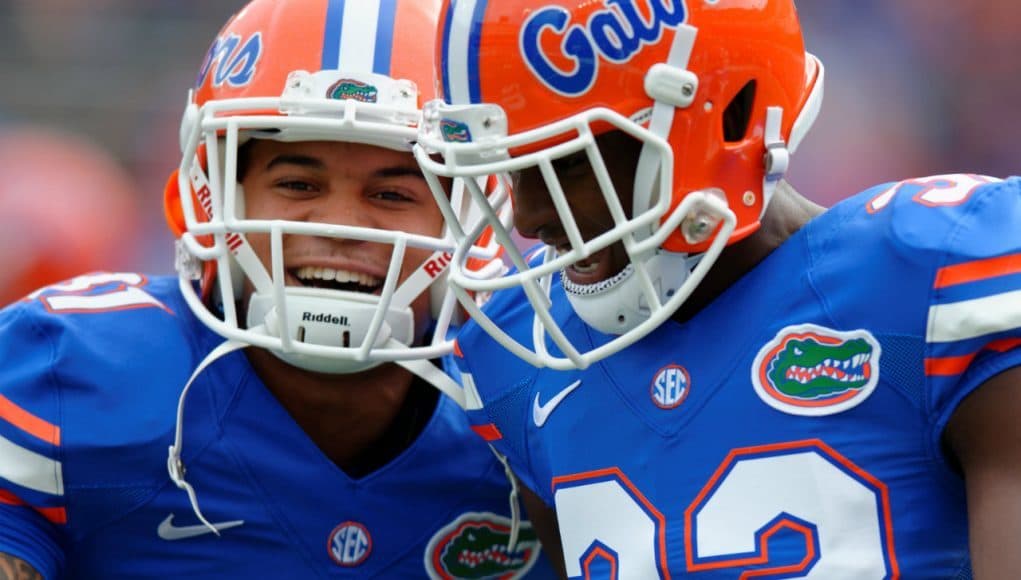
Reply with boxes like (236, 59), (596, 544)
(425, 512), (540, 579)
(440, 119), (473, 143)
(751, 324), (882, 416)
(327, 78), (379, 103)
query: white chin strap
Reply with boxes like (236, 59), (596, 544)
(245, 285), (467, 408)
(562, 251), (699, 335)
(240, 245), (467, 409)
(246, 287), (413, 374)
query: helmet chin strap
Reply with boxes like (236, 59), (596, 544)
(246, 287), (413, 374)
(245, 283), (467, 407)
(562, 251), (700, 335)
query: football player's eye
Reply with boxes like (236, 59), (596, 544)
(372, 189), (413, 203)
(271, 177), (322, 198)
(275, 179), (318, 194)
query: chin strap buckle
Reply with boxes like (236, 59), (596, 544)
(763, 106), (790, 182)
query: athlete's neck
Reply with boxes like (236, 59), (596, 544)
(670, 181), (825, 324)
(245, 347), (438, 477)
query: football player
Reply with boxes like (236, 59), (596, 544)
(415, 0), (1021, 577)
(0, 0), (554, 578)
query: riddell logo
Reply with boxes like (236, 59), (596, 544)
(302, 312), (350, 326)
(424, 252), (453, 279)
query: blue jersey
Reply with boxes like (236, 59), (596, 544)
(0, 274), (556, 579)
(454, 174), (1021, 578)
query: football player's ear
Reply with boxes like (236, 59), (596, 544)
(164, 169), (186, 239)
(166, 142), (220, 239)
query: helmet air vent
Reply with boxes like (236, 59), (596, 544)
(723, 80), (757, 142)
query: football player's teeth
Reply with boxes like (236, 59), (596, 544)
(294, 266), (381, 287)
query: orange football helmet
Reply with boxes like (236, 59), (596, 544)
(416, 0), (824, 369)
(163, 0), (505, 378)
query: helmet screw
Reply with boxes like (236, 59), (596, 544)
(483, 117), (493, 129)
(681, 83), (695, 98)
(683, 215), (713, 243)
(743, 191), (756, 206)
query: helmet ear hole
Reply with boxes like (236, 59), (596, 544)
(723, 80), (757, 142)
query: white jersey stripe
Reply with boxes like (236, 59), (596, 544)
(44, 286), (166, 312)
(0, 434), (63, 496)
(338, 0), (382, 73)
(461, 371), (484, 410)
(446, 0), (478, 105)
(927, 289), (1021, 343)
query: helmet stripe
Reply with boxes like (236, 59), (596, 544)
(372, 0), (398, 75)
(339, 0), (382, 73)
(466, 0), (487, 103)
(321, 0), (345, 70)
(442, 0), (488, 105)
(321, 0), (393, 73)
(440, 1), (455, 103)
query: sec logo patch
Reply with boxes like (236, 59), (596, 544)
(651, 365), (690, 409)
(328, 521), (372, 566)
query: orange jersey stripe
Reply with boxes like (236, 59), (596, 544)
(0, 489), (67, 525)
(0, 394), (60, 446)
(39, 506), (68, 525)
(0, 489), (20, 506)
(926, 338), (1021, 376)
(925, 354), (974, 377)
(470, 423), (503, 442)
(934, 252), (1021, 289)
(989, 338), (1021, 352)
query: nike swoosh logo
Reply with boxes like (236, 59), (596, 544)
(532, 380), (582, 428)
(158, 514), (245, 541)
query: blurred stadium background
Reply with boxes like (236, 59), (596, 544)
(0, 0), (1017, 302)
